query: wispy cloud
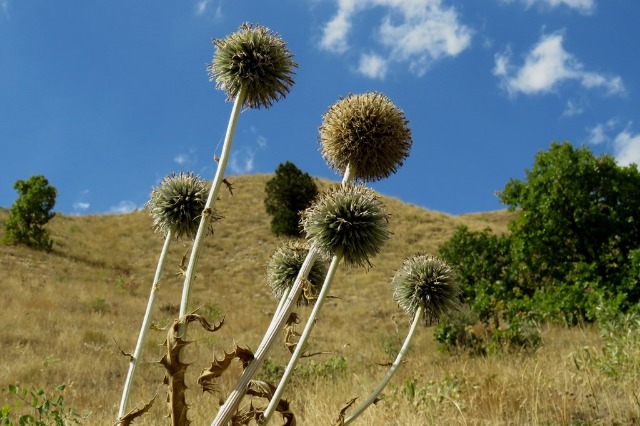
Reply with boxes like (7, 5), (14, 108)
(229, 148), (255, 174)
(109, 201), (138, 214)
(587, 120), (640, 167)
(195, 0), (222, 18)
(174, 149), (197, 167)
(561, 99), (585, 118)
(493, 31), (624, 97)
(358, 52), (388, 79)
(319, 0), (472, 78)
(499, 0), (596, 15)
(72, 189), (91, 213)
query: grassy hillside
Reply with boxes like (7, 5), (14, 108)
(0, 175), (636, 425)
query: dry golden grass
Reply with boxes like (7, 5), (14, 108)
(0, 174), (638, 425)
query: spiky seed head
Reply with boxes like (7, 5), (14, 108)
(301, 184), (389, 268)
(208, 22), (297, 109)
(146, 172), (218, 240)
(319, 92), (412, 182)
(266, 240), (327, 306)
(392, 254), (460, 326)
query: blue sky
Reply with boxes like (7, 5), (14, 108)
(1, 0), (638, 215)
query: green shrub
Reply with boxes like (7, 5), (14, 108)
(3, 176), (57, 250)
(0, 384), (91, 425)
(264, 161), (319, 236)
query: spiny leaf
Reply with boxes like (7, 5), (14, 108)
(197, 343), (255, 399)
(115, 392), (158, 426)
(333, 397), (358, 426)
(159, 314), (224, 426)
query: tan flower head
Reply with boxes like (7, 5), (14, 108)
(392, 254), (460, 326)
(208, 23), (297, 109)
(146, 172), (219, 240)
(302, 184), (389, 268)
(319, 92), (412, 181)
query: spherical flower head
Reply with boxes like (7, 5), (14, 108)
(208, 22), (297, 109)
(392, 254), (460, 326)
(301, 184), (389, 268)
(319, 92), (412, 182)
(266, 240), (328, 306)
(146, 172), (218, 240)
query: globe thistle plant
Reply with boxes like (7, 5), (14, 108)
(267, 240), (327, 306)
(319, 92), (412, 182)
(208, 22), (297, 109)
(302, 184), (389, 268)
(341, 254), (459, 425)
(146, 172), (218, 240)
(392, 254), (460, 326)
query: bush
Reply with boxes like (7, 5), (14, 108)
(264, 161), (319, 236)
(3, 175), (57, 250)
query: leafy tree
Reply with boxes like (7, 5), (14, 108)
(498, 141), (640, 317)
(265, 161), (319, 236)
(3, 175), (57, 250)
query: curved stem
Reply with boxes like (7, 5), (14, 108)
(178, 86), (247, 336)
(117, 228), (174, 420)
(261, 251), (343, 424)
(343, 307), (423, 425)
(211, 248), (320, 426)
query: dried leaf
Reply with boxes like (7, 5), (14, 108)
(115, 393), (157, 426)
(197, 343), (254, 398)
(159, 314), (224, 426)
(333, 397), (358, 426)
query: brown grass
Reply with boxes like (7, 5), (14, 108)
(0, 174), (638, 425)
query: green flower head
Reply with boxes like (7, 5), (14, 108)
(266, 240), (328, 306)
(146, 172), (218, 240)
(208, 22), (297, 109)
(319, 92), (412, 182)
(392, 254), (460, 326)
(302, 184), (389, 268)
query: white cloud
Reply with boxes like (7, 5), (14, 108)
(358, 52), (388, 79)
(73, 202), (90, 212)
(586, 120), (640, 166)
(195, 0), (212, 15)
(109, 201), (138, 214)
(319, 0), (472, 78)
(499, 0), (596, 15)
(1, 0), (8, 16)
(613, 130), (640, 167)
(561, 99), (584, 118)
(493, 31), (625, 97)
(229, 148), (255, 174)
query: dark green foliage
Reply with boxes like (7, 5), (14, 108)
(3, 175), (57, 250)
(264, 161), (319, 237)
(499, 141), (640, 319)
(0, 383), (91, 425)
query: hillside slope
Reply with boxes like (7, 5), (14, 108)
(0, 174), (515, 424)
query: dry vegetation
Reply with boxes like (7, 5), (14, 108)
(1, 174), (638, 425)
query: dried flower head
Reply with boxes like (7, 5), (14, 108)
(319, 92), (412, 181)
(266, 240), (327, 306)
(208, 22), (297, 109)
(302, 185), (389, 268)
(392, 254), (460, 326)
(146, 172), (218, 240)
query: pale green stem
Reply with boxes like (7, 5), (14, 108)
(177, 86), (247, 337)
(211, 248), (320, 426)
(343, 306), (423, 425)
(261, 251), (343, 424)
(259, 165), (354, 424)
(117, 228), (174, 420)
(210, 164), (356, 426)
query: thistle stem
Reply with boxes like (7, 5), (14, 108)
(261, 250), (343, 424)
(117, 228), (174, 420)
(211, 248), (320, 426)
(343, 306), (423, 425)
(178, 85), (247, 336)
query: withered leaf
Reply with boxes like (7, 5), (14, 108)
(333, 397), (358, 426)
(114, 393), (157, 426)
